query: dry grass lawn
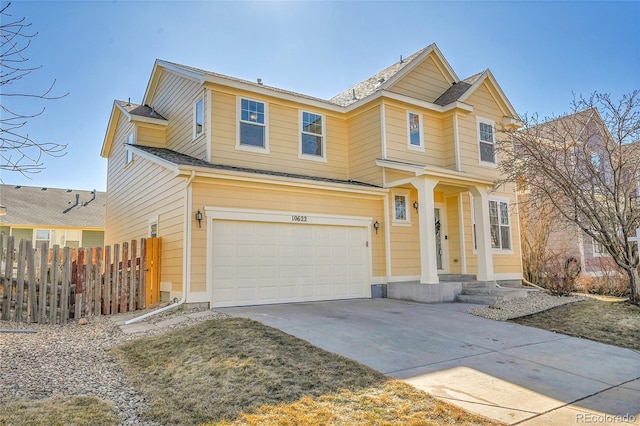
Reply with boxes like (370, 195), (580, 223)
(0, 395), (118, 426)
(112, 317), (502, 426)
(512, 298), (640, 350)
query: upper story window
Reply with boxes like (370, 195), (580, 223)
(407, 112), (424, 150)
(237, 97), (268, 152)
(489, 199), (511, 250)
(193, 96), (204, 139)
(478, 118), (496, 164)
(300, 111), (325, 160)
(126, 132), (134, 164)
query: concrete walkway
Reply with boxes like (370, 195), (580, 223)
(219, 299), (640, 425)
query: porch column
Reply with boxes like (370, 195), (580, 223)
(413, 177), (439, 284)
(469, 186), (494, 282)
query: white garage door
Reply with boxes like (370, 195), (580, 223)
(211, 220), (370, 308)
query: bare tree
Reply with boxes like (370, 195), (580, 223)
(498, 91), (640, 304)
(0, 2), (67, 177)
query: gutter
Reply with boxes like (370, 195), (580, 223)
(124, 171), (197, 325)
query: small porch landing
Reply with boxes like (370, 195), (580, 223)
(386, 275), (534, 305)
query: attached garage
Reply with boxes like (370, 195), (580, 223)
(206, 208), (373, 308)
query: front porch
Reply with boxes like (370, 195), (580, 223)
(383, 275), (532, 304)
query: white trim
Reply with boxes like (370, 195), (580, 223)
(388, 275), (421, 282)
(204, 207), (372, 228)
(407, 111), (425, 151)
(193, 94), (205, 141)
(298, 109), (327, 162)
(458, 194), (467, 273)
(380, 104), (387, 159)
(236, 96), (269, 154)
(453, 114), (461, 171)
(391, 189), (411, 224)
(477, 116), (497, 167)
(205, 89), (212, 162)
(148, 216), (159, 238)
(371, 276), (387, 285)
(488, 196), (513, 253)
(383, 194), (392, 281)
(125, 131), (135, 165)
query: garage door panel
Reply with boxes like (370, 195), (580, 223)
(211, 220), (369, 307)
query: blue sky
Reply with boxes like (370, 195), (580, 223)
(2, 0), (639, 191)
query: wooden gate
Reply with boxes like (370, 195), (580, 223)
(146, 237), (161, 306)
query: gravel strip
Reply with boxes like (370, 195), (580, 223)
(0, 306), (228, 425)
(467, 291), (586, 321)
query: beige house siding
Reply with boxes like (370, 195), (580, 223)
(105, 114), (186, 293)
(137, 125), (166, 148)
(207, 87), (350, 181)
(388, 56), (453, 103)
(389, 186), (420, 277)
(150, 70), (207, 160)
(445, 194), (462, 274)
(346, 104), (383, 185)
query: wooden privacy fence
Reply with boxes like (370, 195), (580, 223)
(0, 235), (161, 325)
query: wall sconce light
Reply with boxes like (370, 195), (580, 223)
(373, 221), (380, 235)
(413, 201), (419, 212)
(195, 209), (203, 228)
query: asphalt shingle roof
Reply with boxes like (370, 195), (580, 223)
(0, 185), (105, 227)
(132, 145), (381, 188)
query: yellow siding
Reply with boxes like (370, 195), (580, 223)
(150, 70), (207, 160)
(458, 82), (505, 179)
(388, 56), (453, 103)
(105, 111), (185, 293)
(190, 179), (387, 286)
(389, 187), (420, 277)
(137, 125), (166, 148)
(383, 102), (445, 167)
(347, 104), (383, 185)
(209, 89), (350, 180)
(442, 115), (456, 169)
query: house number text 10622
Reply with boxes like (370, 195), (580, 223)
(291, 215), (308, 222)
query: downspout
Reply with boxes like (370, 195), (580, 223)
(125, 171), (197, 325)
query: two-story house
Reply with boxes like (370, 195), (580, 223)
(101, 43), (523, 308)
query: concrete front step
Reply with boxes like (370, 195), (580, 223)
(455, 285), (535, 305)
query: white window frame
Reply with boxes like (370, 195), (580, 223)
(488, 197), (512, 252)
(407, 111), (424, 151)
(236, 96), (269, 153)
(392, 190), (411, 225)
(477, 117), (497, 166)
(34, 229), (81, 248)
(193, 95), (204, 140)
(126, 132), (135, 165)
(148, 217), (159, 238)
(299, 110), (326, 162)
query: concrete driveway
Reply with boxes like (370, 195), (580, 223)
(219, 298), (640, 425)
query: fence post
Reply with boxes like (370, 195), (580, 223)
(2, 236), (15, 321)
(103, 246), (111, 315)
(94, 247), (102, 316)
(26, 240), (37, 323)
(129, 240), (137, 311)
(38, 242), (49, 324)
(75, 248), (85, 320)
(15, 239), (27, 322)
(120, 242), (129, 312)
(60, 247), (71, 325)
(112, 244), (120, 314)
(49, 245), (60, 325)
(139, 238), (147, 309)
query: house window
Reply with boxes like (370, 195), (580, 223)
(478, 118), (496, 164)
(126, 132), (134, 164)
(149, 218), (158, 238)
(35, 229), (51, 248)
(300, 111), (325, 159)
(193, 97), (204, 139)
(408, 112), (423, 150)
(238, 97), (268, 151)
(392, 191), (410, 223)
(489, 200), (511, 250)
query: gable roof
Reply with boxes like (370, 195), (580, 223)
(0, 185), (105, 228)
(130, 145), (381, 189)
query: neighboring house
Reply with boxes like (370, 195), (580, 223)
(101, 43), (523, 308)
(0, 185), (105, 248)
(520, 110), (640, 278)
